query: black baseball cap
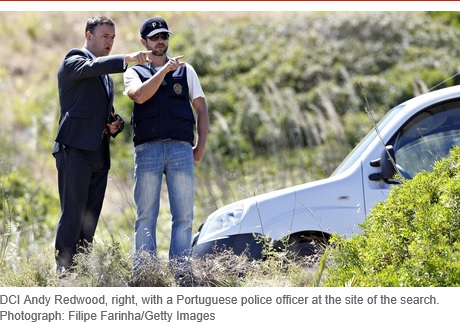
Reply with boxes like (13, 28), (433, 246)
(140, 17), (171, 38)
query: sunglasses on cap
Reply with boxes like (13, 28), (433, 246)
(148, 32), (170, 41)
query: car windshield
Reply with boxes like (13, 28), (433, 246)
(331, 105), (404, 176)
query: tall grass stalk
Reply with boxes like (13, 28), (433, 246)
(1, 164), (13, 268)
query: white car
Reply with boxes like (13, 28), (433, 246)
(192, 85), (460, 259)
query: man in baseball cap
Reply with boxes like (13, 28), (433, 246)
(125, 15), (209, 286)
(140, 16), (171, 38)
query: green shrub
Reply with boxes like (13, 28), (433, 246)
(325, 146), (460, 287)
(1, 166), (60, 269)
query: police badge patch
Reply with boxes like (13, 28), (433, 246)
(173, 83), (183, 95)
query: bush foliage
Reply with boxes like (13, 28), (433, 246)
(325, 146), (460, 287)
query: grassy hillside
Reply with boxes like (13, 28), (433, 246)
(2, 11), (460, 285)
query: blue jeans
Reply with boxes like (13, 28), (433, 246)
(133, 140), (194, 261)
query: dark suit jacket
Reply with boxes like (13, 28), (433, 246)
(53, 48), (126, 157)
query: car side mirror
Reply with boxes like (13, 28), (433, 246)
(369, 145), (401, 184)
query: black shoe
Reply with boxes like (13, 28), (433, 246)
(175, 271), (197, 287)
(56, 264), (73, 279)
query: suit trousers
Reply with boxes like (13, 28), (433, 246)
(54, 139), (109, 270)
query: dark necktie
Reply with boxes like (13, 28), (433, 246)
(103, 75), (111, 96)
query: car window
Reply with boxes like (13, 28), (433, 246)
(392, 100), (460, 178)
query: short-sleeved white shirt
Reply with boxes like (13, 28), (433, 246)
(123, 62), (205, 101)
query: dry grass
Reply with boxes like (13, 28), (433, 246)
(0, 238), (324, 287)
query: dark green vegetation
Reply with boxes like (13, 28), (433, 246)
(1, 11), (460, 286)
(325, 146), (460, 287)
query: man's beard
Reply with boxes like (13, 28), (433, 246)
(151, 45), (168, 57)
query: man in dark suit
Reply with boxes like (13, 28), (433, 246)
(53, 15), (151, 274)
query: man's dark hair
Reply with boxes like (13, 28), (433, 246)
(85, 16), (115, 34)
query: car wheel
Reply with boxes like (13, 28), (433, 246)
(286, 234), (327, 259)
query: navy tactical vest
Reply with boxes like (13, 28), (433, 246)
(130, 65), (195, 146)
